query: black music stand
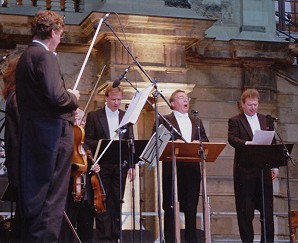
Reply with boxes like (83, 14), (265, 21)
(240, 144), (294, 168)
(93, 139), (148, 166)
(241, 144), (294, 243)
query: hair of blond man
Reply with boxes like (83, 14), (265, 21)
(104, 84), (123, 97)
(241, 88), (260, 104)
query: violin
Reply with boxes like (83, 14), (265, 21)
(90, 172), (107, 213)
(70, 54), (106, 202)
(72, 124), (88, 202)
(87, 153), (107, 213)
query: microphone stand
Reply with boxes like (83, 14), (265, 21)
(117, 128), (126, 243)
(272, 121), (295, 242)
(104, 18), (185, 242)
(138, 160), (145, 243)
(193, 111), (211, 243)
(127, 119), (136, 243)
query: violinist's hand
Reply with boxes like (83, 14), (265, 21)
(74, 108), (84, 126)
(68, 89), (80, 101)
(127, 168), (136, 182)
(91, 163), (101, 174)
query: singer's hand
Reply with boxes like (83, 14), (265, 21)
(68, 89), (80, 101)
(127, 168), (136, 182)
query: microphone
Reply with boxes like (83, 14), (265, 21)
(191, 110), (198, 115)
(93, 13), (110, 29)
(266, 114), (279, 122)
(0, 54), (9, 64)
(112, 66), (131, 88)
(102, 12), (110, 22)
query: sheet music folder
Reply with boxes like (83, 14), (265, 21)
(95, 139), (148, 165)
(161, 141), (226, 163)
(117, 84), (153, 130)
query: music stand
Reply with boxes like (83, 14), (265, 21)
(93, 139), (148, 165)
(139, 124), (171, 168)
(161, 141), (226, 163)
(160, 141), (226, 242)
(241, 144), (294, 243)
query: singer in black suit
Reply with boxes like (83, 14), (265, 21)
(15, 10), (80, 242)
(157, 89), (209, 243)
(228, 88), (278, 243)
(84, 84), (134, 242)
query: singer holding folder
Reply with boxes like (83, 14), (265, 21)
(228, 88), (278, 243)
(84, 84), (135, 242)
(156, 89), (209, 242)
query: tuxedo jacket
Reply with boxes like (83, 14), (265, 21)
(84, 107), (132, 165)
(16, 42), (78, 122)
(228, 112), (276, 168)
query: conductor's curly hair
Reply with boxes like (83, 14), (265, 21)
(31, 10), (64, 40)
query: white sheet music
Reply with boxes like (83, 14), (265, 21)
(117, 84), (154, 130)
(252, 130), (275, 145)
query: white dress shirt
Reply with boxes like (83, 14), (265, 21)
(245, 113), (261, 135)
(105, 106), (120, 140)
(173, 110), (192, 143)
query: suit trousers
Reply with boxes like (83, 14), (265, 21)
(234, 165), (274, 243)
(162, 161), (201, 243)
(19, 119), (73, 242)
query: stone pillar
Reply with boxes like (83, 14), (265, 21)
(241, 0), (276, 33)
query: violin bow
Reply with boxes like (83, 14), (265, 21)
(79, 65), (106, 126)
(72, 16), (105, 91)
